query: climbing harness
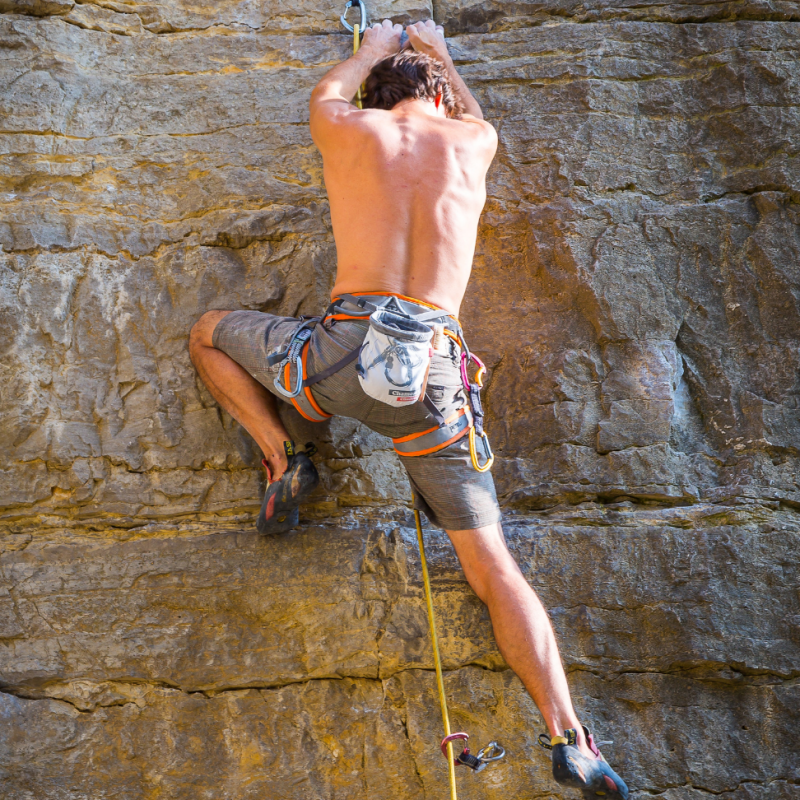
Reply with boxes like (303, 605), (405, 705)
(331, 293), (493, 461)
(341, 0), (368, 108)
(267, 293), (494, 467)
(414, 507), (505, 800)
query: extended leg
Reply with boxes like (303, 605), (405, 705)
(189, 311), (291, 480)
(445, 521), (596, 759)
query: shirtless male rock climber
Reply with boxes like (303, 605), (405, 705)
(189, 19), (628, 799)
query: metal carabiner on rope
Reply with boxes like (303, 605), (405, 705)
(341, 0), (368, 108)
(340, 0), (367, 34)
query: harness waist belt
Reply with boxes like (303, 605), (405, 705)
(392, 408), (472, 457)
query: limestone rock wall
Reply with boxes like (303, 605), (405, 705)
(1, 1), (798, 798)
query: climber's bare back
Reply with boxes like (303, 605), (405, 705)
(312, 103), (497, 315)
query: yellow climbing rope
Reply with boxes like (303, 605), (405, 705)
(353, 23), (363, 108)
(414, 507), (459, 800)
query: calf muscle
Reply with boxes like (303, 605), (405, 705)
(446, 523), (592, 756)
(189, 311), (290, 480)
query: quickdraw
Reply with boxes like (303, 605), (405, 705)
(441, 733), (506, 773)
(341, 0), (368, 108)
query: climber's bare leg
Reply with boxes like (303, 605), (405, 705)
(446, 521), (595, 759)
(189, 311), (290, 480)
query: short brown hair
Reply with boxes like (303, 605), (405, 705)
(362, 51), (464, 119)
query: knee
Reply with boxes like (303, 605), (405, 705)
(189, 310), (230, 357)
(467, 549), (524, 605)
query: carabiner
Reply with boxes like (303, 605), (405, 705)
(469, 427), (494, 473)
(441, 732), (470, 764)
(460, 351), (486, 390)
(273, 361), (305, 399)
(340, 0), (367, 34)
(476, 741), (505, 763)
(272, 329), (312, 399)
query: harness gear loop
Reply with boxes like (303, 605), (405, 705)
(459, 351), (495, 472)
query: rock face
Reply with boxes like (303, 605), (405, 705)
(0, 1), (798, 798)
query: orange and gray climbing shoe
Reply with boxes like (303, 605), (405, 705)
(256, 441), (319, 535)
(538, 727), (628, 799)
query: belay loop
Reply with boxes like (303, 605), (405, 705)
(441, 733), (506, 773)
(340, 0), (367, 34)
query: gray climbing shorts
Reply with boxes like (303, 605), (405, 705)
(211, 302), (501, 531)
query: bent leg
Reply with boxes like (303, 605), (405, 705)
(445, 521), (595, 759)
(189, 310), (290, 479)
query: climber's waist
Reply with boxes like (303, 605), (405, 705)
(324, 291), (459, 327)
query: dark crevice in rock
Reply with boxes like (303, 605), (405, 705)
(702, 186), (800, 205)
(568, 663), (800, 684)
(4, 658), (795, 714)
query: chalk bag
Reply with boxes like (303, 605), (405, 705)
(357, 309), (433, 406)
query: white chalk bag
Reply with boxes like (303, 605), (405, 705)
(356, 309), (433, 406)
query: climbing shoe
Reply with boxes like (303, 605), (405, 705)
(256, 441), (319, 535)
(538, 727), (629, 800)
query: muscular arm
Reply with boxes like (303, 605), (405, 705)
(310, 47), (376, 108)
(309, 20), (403, 146)
(311, 19), (489, 146)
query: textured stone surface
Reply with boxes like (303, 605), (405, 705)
(3, 16), (800, 523)
(1, 506), (798, 797)
(1, 1), (799, 797)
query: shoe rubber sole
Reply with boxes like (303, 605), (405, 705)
(256, 453), (319, 535)
(552, 744), (629, 800)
